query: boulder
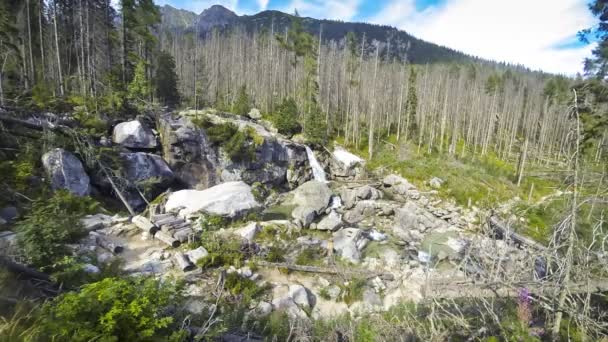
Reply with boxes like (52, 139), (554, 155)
(329, 147), (364, 179)
(341, 185), (383, 209)
(158, 114), (220, 190)
(343, 200), (376, 225)
(0, 207), (18, 222)
(292, 180), (332, 215)
(383, 174), (416, 195)
(112, 120), (157, 149)
(248, 108), (262, 120)
(288, 284), (313, 308)
(42, 148), (91, 196)
(186, 247), (209, 264)
(333, 228), (368, 263)
(159, 112), (311, 190)
(292, 206), (316, 228)
(316, 211), (343, 231)
(235, 222), (260, 241)
(165, 181), (261, 218)
(120, 152), (175, 209)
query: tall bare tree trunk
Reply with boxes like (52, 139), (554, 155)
(551, 90), (580, 340)
(368, 44), (379, 160)
(26, 0), (36, 84)
(53, 0), (64, 96)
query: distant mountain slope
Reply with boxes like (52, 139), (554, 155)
(160, 4), (478, 64)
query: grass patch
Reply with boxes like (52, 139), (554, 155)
(264, 246), (286, 262)
(295, 246), (325, 266)
(195, 232), (247, 269)
(339, 278), (367, 305)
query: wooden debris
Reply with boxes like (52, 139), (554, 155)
(90, 232), (124, 254)
(174, 253), (195, 272)
(173, 228), (194, 243)
(256, 261), (395, 281)
(487, 216), (546, 251)
(132, 215), (158, 235)
(155, 231), (180, 248)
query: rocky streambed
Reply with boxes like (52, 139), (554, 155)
(0, 109), (543, 323)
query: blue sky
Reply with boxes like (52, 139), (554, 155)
(154, 0), (597, 75)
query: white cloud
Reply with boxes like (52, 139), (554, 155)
(257, 0), (270, 10)
(284, 0), (361, 21)
(369, 0), (596, 75)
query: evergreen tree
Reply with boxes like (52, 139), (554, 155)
(127, 60), (152, 111)
(233, 85), (250, 116)
(155, 51), (180, 107)
(272, 97), (301, 136)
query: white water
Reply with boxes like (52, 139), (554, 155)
(330, 196), (342, 209)
(305, 146), (327, 182)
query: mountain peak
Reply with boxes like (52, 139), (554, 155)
(198, 4), (238, 33)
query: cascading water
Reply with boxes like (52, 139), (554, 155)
(305, 145), (327, 182)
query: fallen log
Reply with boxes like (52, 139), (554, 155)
(133, 215), (158, 235)
(173, 228), (194, 243)
(155, 231), (180, 248)
(174, 253), (195, 272)
(487, 216), (546, 251)
(90, 232), (123, 254)
(256, 261), (395, 281)
(155, 216), (185, 227)
(161, 221), (190, 233)
(0, 256), (50, 281)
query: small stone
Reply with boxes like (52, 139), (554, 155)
(255, 301), (272, 316)
(240, 266), (253, 278)
(248, 108), (262, 120)
(288, 284), (311, 308)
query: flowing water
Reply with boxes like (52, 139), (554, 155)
(305, 145), (327, 182)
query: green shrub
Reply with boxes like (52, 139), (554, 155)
(224, 272), (267, 302)
(196, 233), (246, 269)
(16, 191), (100, 269)
(206, 122), (239, 144)
(198, 214), (229, 231)
(39, 277), (187, 342)
(264, 246), (286, 262)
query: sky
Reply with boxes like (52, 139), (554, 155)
(153, 0), (598, 75)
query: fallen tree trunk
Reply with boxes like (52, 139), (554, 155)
(155, 231), (180, 248)
(487, 215), (546, 251)
(174, 253), (195, 272)
(133, 215), (158, 235)
(256, 261), (395, 281)
(0, 255), (50, 281)
(90, 232), (123, 254)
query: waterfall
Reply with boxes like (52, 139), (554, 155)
(305, 146), (327, 182)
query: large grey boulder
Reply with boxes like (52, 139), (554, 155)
(112, 120), (157, 149)
(165, 181), (261, 218)
(42, 148), (91, 196)
(383, 174), (416, 196)
(159, 112), (311, 190)
(340, 185), (383, 209)
(121, 152), (175, 209)
(316, 211), (343, 231)
(158, 114), (220, 190)
(292, 206), (316, 228)
(343, 200), (377, 225)
(292, 180), (332, 215)
(333, 228), (368, 263)
(329, 147), (364, 180)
